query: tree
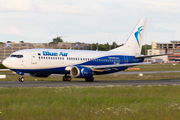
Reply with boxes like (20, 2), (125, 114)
(20, 41), (24, 43)
(98, 44), (108, 51)
(111, 41), (118, 49)
(141, 44), (151, 55)
(49, 37), (63, 44)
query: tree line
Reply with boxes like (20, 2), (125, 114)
(0, 37), (151, 55)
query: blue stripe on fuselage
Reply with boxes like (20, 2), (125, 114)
(78, 55), (144, 66)
(10, 55), (144, 75)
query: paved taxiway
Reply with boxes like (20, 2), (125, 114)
(1, 80), (180, 87)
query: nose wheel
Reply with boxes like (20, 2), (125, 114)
(19, 76), (24, 82)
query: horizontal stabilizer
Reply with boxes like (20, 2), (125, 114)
(135, 53), (173, 58)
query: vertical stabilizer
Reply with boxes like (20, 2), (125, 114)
(110, 18), (147, 55)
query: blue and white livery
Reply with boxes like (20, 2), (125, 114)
(3, 18), (151, 82)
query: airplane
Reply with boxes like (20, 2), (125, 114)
(2, 18), (166, 82)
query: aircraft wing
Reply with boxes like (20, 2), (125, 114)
(65, 62), (151, 72)
(135, 53), (172, 58)
(91, 62), (151, 70)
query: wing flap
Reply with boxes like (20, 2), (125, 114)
(92, 62), (151, 70)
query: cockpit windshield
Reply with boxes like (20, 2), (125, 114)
(10, 54), (23, 58)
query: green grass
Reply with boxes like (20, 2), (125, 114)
(126, 64), (180, 72)
(0, 64), (7, 69)
(0, 86), (180, 120)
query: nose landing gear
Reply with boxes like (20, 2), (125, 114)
(19, 76), (24, 82)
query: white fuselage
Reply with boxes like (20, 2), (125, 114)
(3, 49), (135, 70)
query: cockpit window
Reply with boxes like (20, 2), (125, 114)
(10, 54), (23, 58)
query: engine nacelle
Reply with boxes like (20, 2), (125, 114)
(70, 66), (93, 78)
(29, 73), (51, 78)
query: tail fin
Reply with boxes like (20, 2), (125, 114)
(110, 18), (147, 55)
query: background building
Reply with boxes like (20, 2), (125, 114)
(147, 41), (168, 63)
(168, 50), (180, 61)
(0, 42), (89, 61)
(157, 41), (180, 53)
(147, 40), (180, 63)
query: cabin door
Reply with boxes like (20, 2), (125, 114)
(30, 51), (37, 64)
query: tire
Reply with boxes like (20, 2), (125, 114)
(19, 76), (24, 82)
(63, 76), (67, 81)
(67, 76), (72, 81)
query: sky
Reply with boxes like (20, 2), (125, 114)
(0, 0), (180, 45)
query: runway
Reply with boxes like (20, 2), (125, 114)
(1, 80), (180, 87)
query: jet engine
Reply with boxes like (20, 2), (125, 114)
(70, 66), (93, 78)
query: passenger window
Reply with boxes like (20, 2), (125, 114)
(10, 54), (23, 58)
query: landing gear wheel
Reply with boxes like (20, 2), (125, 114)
(67, 76), (72, 81)
(63, 76), (72, 81)
(63, 76), (66, 81)
(85, 77), (94, 82)
(19, 76), (24, 82)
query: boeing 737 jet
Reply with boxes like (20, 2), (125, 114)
(2, 18), (164, 82)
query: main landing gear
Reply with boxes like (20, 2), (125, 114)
(62, 74), (94, 82)
(85, 76), (94, 82)
(19, 76), (24, 82)
(63, 74), (72, 81)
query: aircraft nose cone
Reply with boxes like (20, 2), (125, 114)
(2, 59), (12, 68)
